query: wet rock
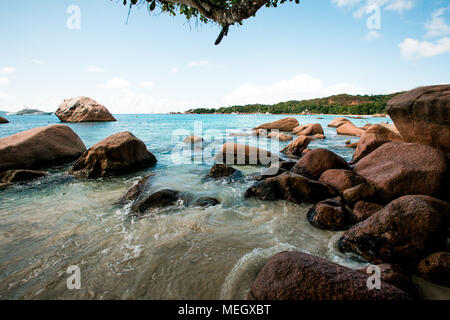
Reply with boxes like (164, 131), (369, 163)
(267, 132), (293, 141)
(278, 161), (296, 171)
(291, 148), (350, 180)
(319, 169), (364, 194)
(253, 117), (299, 132)
(336, 122), (366, 137)
(56, 96), (116, 122)
(310, 134), (326, 140)
(0, 116), (8, 124)
(214, 142), (279, 165)
(248, 251), (410, 300)
(244, 172), (336, 204)
(339, 195), (450, 264)
(280, 136), (311, 158)
(116, 174), (153, 204)
(352, 124), (403, 163)
(194, 197), (220, 207)
(351, 200), (383, 223)
(183, 136), (203, 144)
(72, 132), (157, 179)
(0, 169), (47, 183)
(131, 189), (190, 215)
(0, 124), (86, 171)
(342, 183), (378, 206)
(292, 123), (324, 136)
(207, 164), (241, 179)
(307, 197), (351, 231)
(328, 117), (350, 128)
(417, 252), (450, 287)
(387, 85), (450, 154)
(354, 142), (449, 202)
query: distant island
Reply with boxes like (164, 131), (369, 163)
(186, 92), (403, 115)
(7, 108), (53, 116)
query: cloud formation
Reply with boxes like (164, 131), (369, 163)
(0, 67), (16, 75)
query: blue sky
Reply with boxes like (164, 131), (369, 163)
(0, 0), (449, 113)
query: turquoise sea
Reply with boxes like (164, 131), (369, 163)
(1, 114), (447, 299)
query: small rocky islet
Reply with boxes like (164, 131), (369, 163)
(0, 86), (449, 299)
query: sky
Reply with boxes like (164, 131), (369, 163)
(0, 0), (449, 113)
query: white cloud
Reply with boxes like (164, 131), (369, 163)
(364, 30), (383, 40)
(25, 58), (44, 65)
(188, 60), (209, 67)
(384, 0), (413, 13)
(332, 0), (361, 7)
(399, 37), (450, 59)
(222, 74), (367, 106)
(0, 77), (9, 86)
(139, 81), (155, 89)
(0, 67), (16, 75)
(87, 66), (105, 73)
(343, 0), (414, 18)
(98, 77), (131, 89)
(425, 6), (450, 38)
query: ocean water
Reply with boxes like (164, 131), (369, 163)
(1, 114), (448, 300)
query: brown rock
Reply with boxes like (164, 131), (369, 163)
(0, 170), (46, 183)
(339, 195), (450, 264)
(319, 169), (364, 194)
(351, 200), (383, 223)
(328, 117), (350, 128)
(352, 124), (403, 163)
(56, 96), (116, 122)
(310, 134), (326, 140)
(293, 123), (324, 136)
(307, 197), (351, 231)
(253, 117), (299, 132)
(0, 116), (8, 124)
(207, 164), (240, 179)
(183, 135), (203, 144)
(280, 136), (310, 157)
(214, 142), (279, 165)
(387, 85), (450, 154)
(336, 122), (366, 137)
(116, 174), (153, 204)
(267, 132), (293, 141)
(131, 189), (189, 215)
(244, 172), (336, 204)
(417, 252), (450, 287)
(248, 251), (410, 300)
(72, 132), (157, 179)
(291, 148), (350, 180)
(0, 124), (86, 171)
(354, 142), (449, 202)
(342, 183), (377, 206)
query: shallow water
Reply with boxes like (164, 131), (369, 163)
(1, 114), (448, 299)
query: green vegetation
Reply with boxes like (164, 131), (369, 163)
(186, 93), (403, 115)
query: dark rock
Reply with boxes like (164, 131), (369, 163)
(248, 251), (410, 300)
(351, 200), (384, 223)
(0, 170), (46, 183)
(131, 189), (189, 215)
(0, 116), (8, 124)
(307, 197), (351, 231)
(319, 169), (364, 194)
(116, 174), (153, 204)
(280, 136), (311, 158)
(342, 183), (378, 206)
(207, 164), (239, 179)
(194, 197), (220, 207)
(417, 252), (450, 287)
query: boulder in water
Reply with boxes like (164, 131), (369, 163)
(56, 96), (116, 122)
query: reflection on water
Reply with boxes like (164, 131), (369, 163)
(0, 114), (448, 299)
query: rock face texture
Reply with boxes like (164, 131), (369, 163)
(336, 122), (366, 137)
(131, 189), (189, 215)
(214, 142), (278, 165)
(328, 117), (350, 128)
(416, 252), (450, 287)
(0, 124), (86, 171)
(248, 251), (410, 300)
(339, 195), (450, 264)
(352, 124), (403, 163)
(280, 136), (311, 157)
(319, 169), (364, 194)
(0, 170), (47, 183)
(307, 197), (351, 231)
(0, 116), (8, 123)
(244, 172), (336, 204)
(116, 174), (154, 204)
(72, 132), (157, 179)
(253, 117), (299, 132)
(293, 123), (324, 136)
(56, 96), (116, 122)
(354, 142), (449, 202)
(351, 200), (383, 223)
(386, 85), (450, 154)
(291, 148), (350, 180)
(207, 164), (240, 179)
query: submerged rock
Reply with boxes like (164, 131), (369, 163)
(291, 148), (350, 180)
(253, 117), (299, 132)
(0, 169), (47, 183)
(244, 172), (336, 204)
(56, 96), (116, 122)
(387, 85), (450, 154)
(72, 132), (157, 179)
(131, 189), (190, 215)
(339, 195), (450, 264)
(214, 142), (278, 165)
(194, 197), (220, 207)
(248, 251), (410, 300)
(416, 252), (450, 287)
(0, 124), (86, 171)
(116, 174), (154, 204)
(280, 136), (310, 158)
(207, 164), (241, 179)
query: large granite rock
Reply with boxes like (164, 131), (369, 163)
(336, 122), (366, 137)
(267, 132), (293, 141)
(0, 124), (86, 171)
(56, 96), (116, 122)
(280, 136), (310, 158)
(253, 117), (299, 132)
(386, 85), (450, 154)
(292, 123), (324, 136)
(354, 142), (449, 202)
(307, 197), (351, 231)
(0, 116), (8, 124)
(72, 132), (157, 179)
(319, 169), (364, 194)
(328, 117), (350, 128)
(248, 251), (410, 300)
(339, 195), (450, 264)
(214, 142), (278, 165)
